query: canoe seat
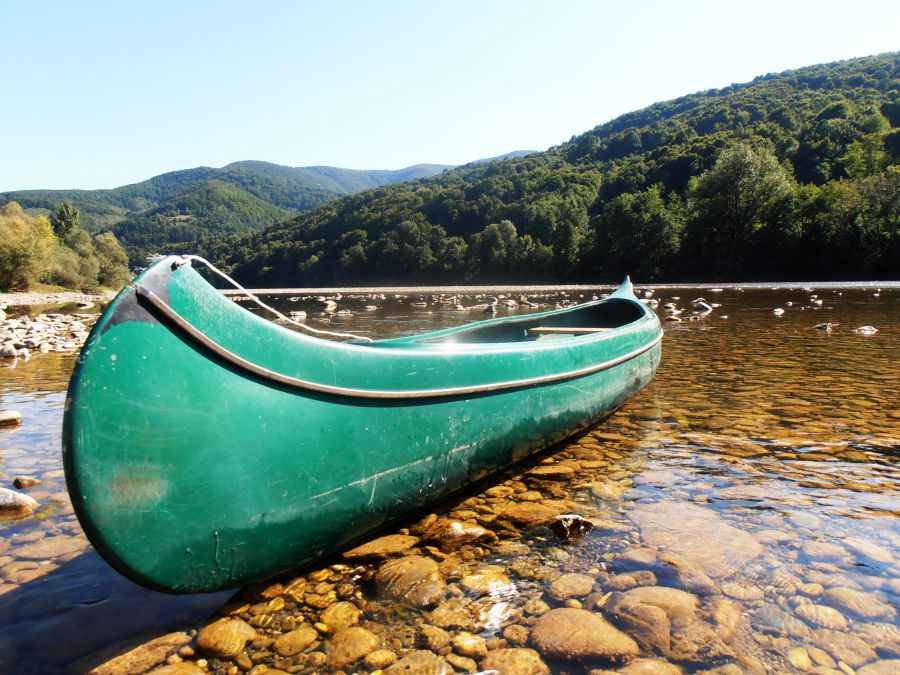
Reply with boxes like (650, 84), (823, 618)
(527, 326), (613, 335)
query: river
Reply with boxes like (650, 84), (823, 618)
(0, 283), (897, 673)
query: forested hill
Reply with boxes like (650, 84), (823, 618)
(0, 161), (455, 263)
(204, 53), (899, 285)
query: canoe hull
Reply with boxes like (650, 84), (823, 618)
(64, 257), (661, 593)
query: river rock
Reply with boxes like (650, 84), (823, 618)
(495, 501), (572, 527)
(858, 660), (900, 675)
(273, 623), (319, 656)
(0, 488), (38, 518)
(481, 648), (549, 675)
(0, 411), (22, 427)
(528, 464), (576, 480)
(14, 534), (87, 559)
(823, 587), (897, 621)
(342, 534), (419, 561)
(710, 599), (742, 643)
(416, 516), (496, 551)
(384, 650), (453, 674)
(855, 622), (900, 658)
(429, 598), (483, 631)
(548, 573), (595, 601)
(376, 555), (446, 607)
(811, 628), (878, 668)
(617, 658), (684, 674)
(802, 541), (848, 562)
(12, 476), (41, 489)
(452, 631), (487, 658)
(843, 537), (895, 565)
(751, 603), (811, 638)
(460, 567), (512, 595)
(530, 608), (640, 661)
(87, 631), (192, 675)
(604, 592), (671, 652)
(196, 617), (257, 658)
(668, 621), (735, 664)
(657, 553), (720, 595)
(364, 649), (399, 670)
(630, 501), (762, 577)
(618, 586), (698, 627)
(721, 582), (765, 601)
(547, 514), (595, 540)
(320, 601), (361, 632)
(503, 624), (530, 646)
(796, 604), (848, 630)
(327, 627), (380, 669)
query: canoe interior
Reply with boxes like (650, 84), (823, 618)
(408, 300), (645, 345)
(63, 256), (662, 593)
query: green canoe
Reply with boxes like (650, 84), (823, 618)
(63, 256), (662, 593)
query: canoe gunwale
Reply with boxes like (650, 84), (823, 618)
(133, 282), (662, 400)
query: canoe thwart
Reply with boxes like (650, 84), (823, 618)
(527, 326), (613, 335)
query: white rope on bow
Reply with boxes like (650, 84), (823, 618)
(182, 255), (373, 342)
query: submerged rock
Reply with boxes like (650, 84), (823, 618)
(327, 627), (380, 669)
(196, 617), (257, 658)
(823, 586), (897, 621)
(481, 648), (549, 674)
(383, 650), (452, 674)
(87, 631), (192, 675)
(342, 534), (420, 561)
(530, 608), (639, 661)
(376, 555), (446, 607)
(630, 501), (763, 577)
(273, 624), (319, 656)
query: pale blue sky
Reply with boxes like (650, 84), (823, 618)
(2, 0), (897, 191)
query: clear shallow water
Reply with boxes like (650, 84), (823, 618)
(0, 284), (897, 673)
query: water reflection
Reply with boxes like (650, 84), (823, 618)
(0, 285), (897, 673)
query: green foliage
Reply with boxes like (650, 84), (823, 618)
(52, 202), (81, 238)
(0, 162), (452, 263)
(0, 201), (131, 292)
(200, 53), (898, 284)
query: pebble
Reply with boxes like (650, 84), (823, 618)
(548, 573), (595, 600)
(364, 648), (399, 669)
(12, 476), (41, 489)
(451, 631), (487, 658)
(342, 534), (420, 561)
(722, 582), (765, 601)
(530, 608), (640, 661)
(273, 624), (318, 656)
(460, 567), (512, 595)
(481, 647), (549, 674)
(384, 650), (453, 674)
(196, 617), (257, 658)
(811, 629), (878, 668)
(796, 604), (849, 630)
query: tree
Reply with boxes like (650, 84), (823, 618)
(682, 144), (794, 278)
(93, 232), (131, 288)
(52, 202), (81, 239)
(593, 185), (683, 280)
